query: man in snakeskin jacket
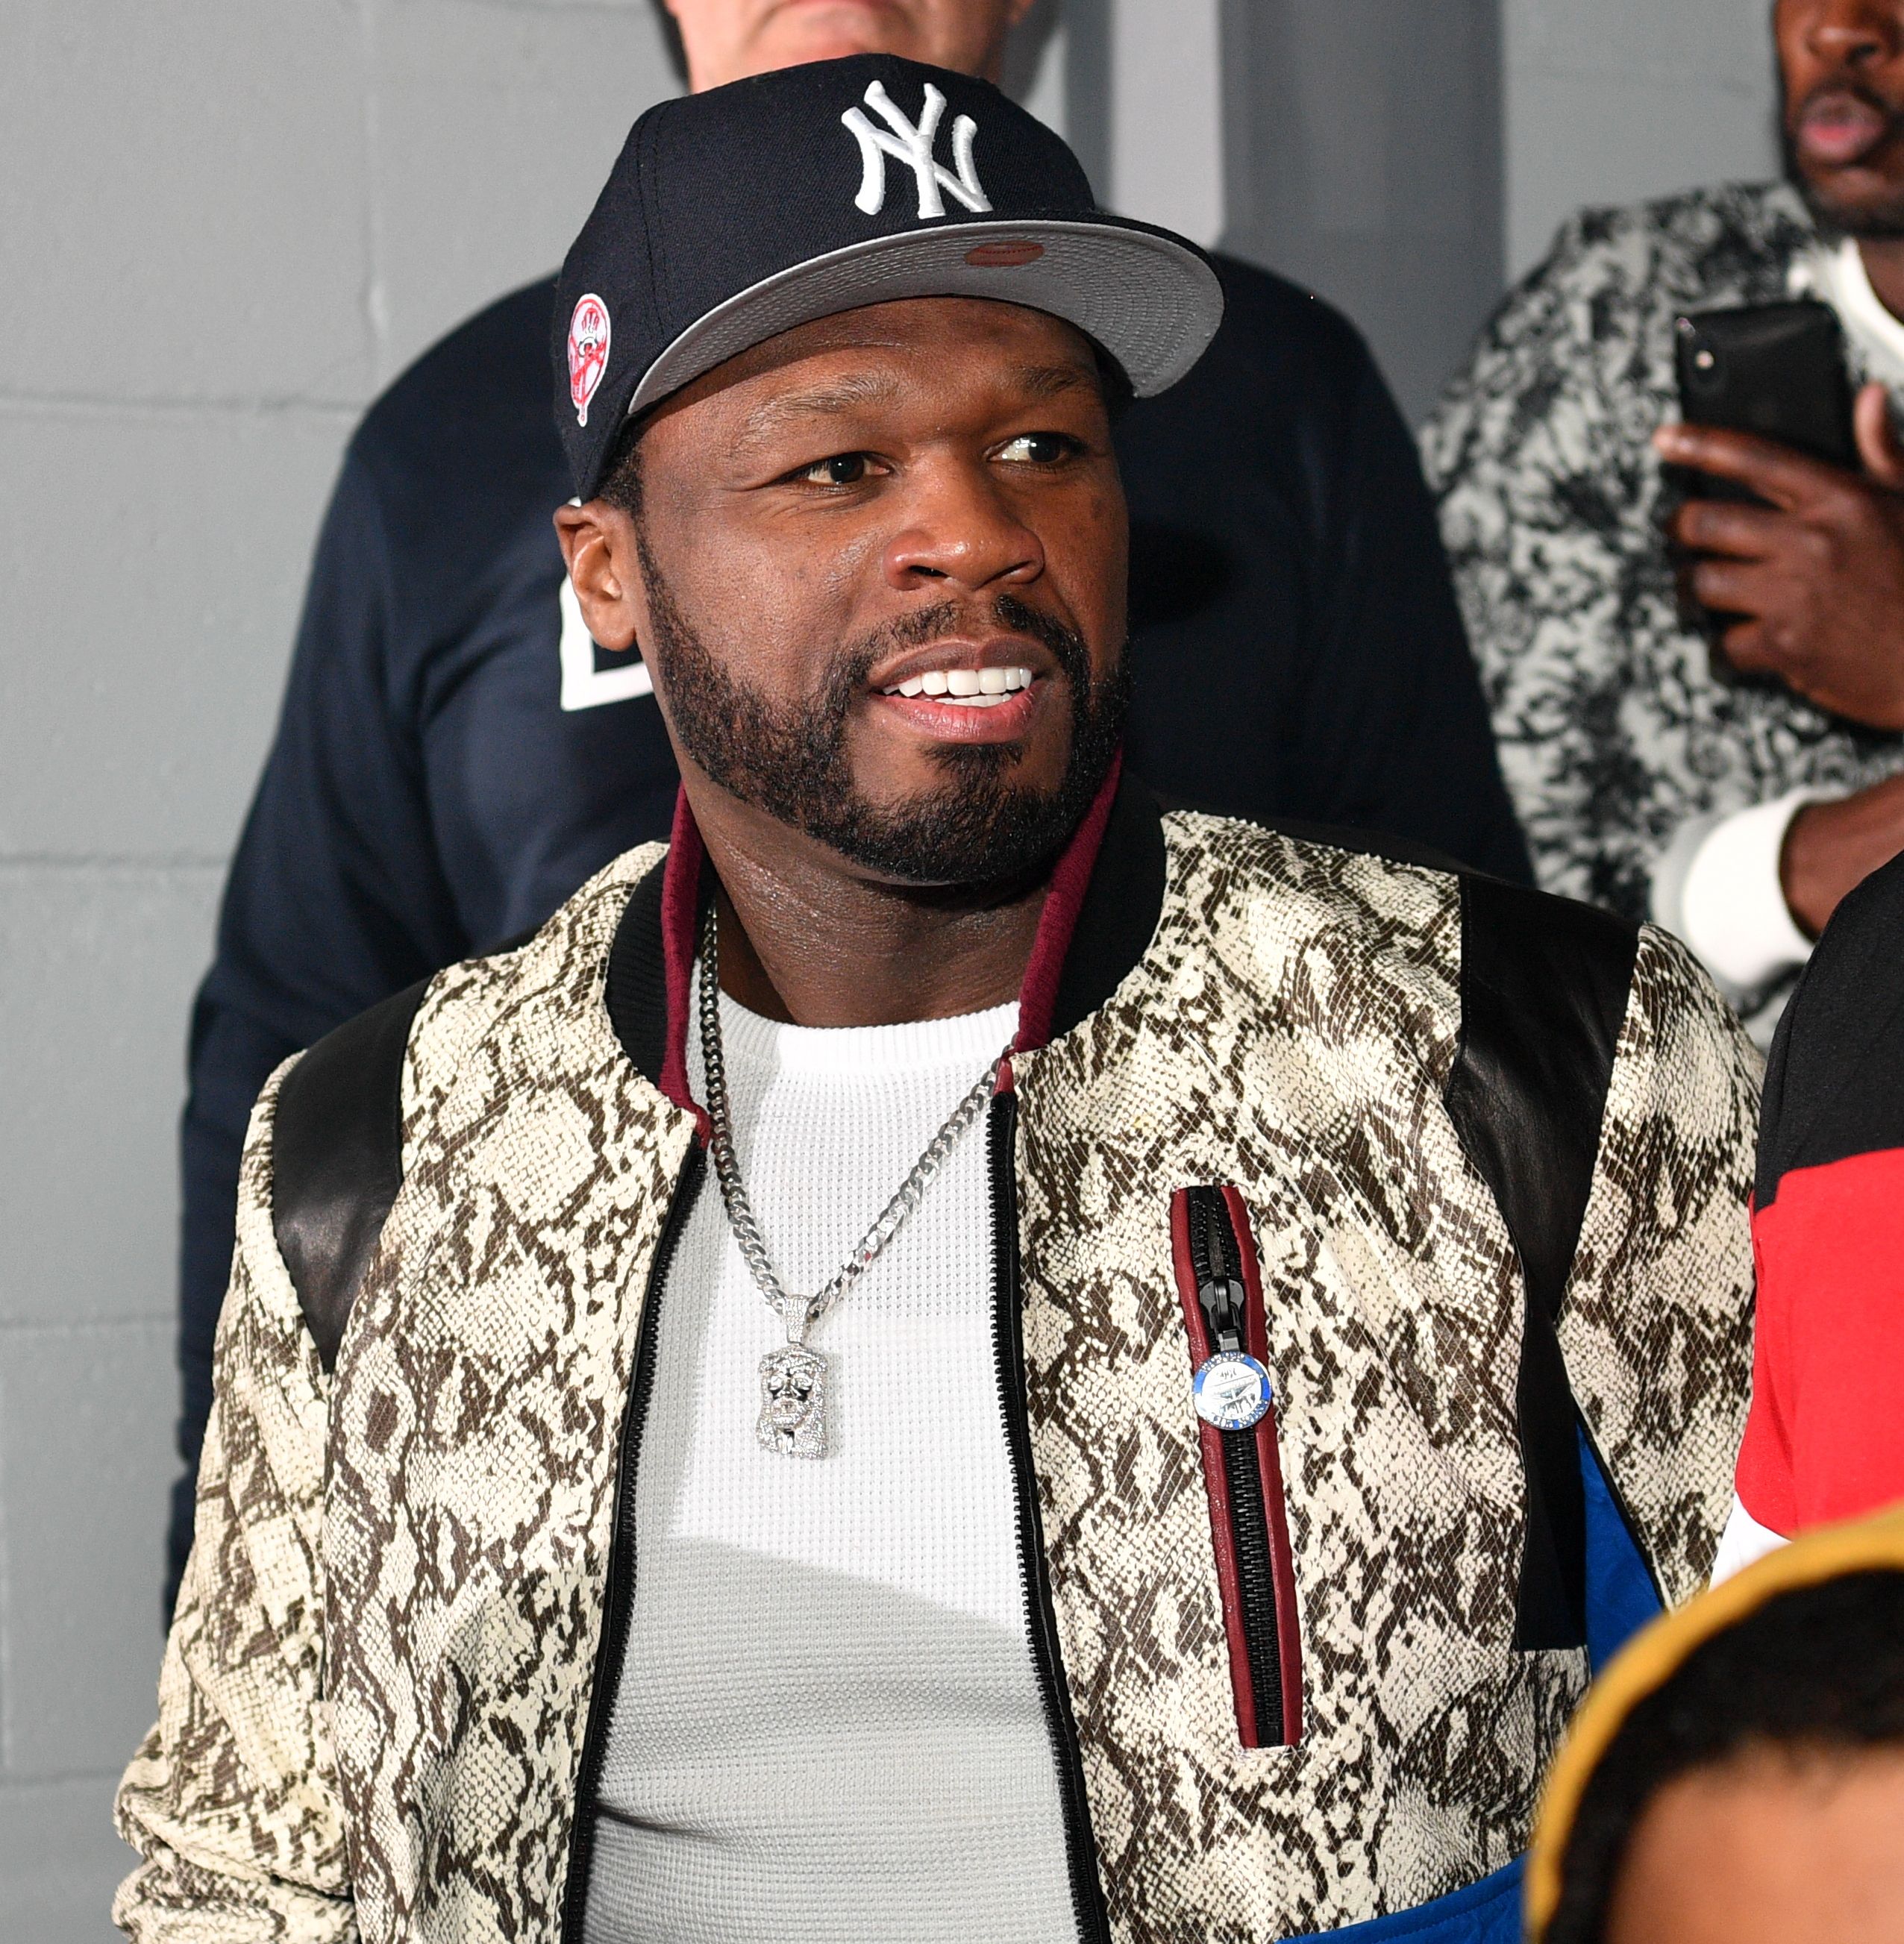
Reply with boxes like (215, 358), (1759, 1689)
(1424, 0), (1904, 1042)
(116, 57), (1760, 1944)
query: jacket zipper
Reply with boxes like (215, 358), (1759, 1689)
(1174, 1184), (1302, 1748)
(986, 1094), (1113, 1944)
(558, 1142), (705, 1944)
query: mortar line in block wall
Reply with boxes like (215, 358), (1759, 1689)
(0, 1321), (175, 1341)
(0, 390), (361, 424)
(359, 0), (392, 387)
(0, 1763), (148, 1789)
(0, 854), (228, 874)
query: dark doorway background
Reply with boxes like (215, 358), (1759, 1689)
(1056, 0), (1504, 425)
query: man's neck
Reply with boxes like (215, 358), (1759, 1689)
(1857, 236), (1904, 323)
(691, 792), (1047, 1029)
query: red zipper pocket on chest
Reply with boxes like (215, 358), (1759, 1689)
(1171, 1184), (1303, 1748)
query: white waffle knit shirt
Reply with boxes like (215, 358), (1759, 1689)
(582, 982), (1081, 1944)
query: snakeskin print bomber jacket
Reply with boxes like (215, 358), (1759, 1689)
(116, 772), (1759, 1944)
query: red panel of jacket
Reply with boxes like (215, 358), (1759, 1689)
(1735, 847), (1904, 1540)
(1738, 1148), (1904, 1534)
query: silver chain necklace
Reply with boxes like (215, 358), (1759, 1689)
(697, 903), (1009, 1458)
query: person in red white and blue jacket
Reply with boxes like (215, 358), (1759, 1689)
(1715, 847), (1904, 1581)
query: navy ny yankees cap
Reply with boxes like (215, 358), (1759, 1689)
(553, 53), (1224, 501)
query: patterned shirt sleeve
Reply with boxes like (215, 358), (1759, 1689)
(1421, 210), (1677, 919)
(115, 1062), (357, 1943)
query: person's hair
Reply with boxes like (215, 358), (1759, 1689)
(1545, 1569), (1904, 1944)
(598, 413), (645, 518)
(1092, 343), (1134, 420)
(647, 0), (688, 87)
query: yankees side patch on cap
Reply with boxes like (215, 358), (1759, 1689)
(553, 53), (1225, 501)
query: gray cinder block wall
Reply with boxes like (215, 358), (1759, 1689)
(0, 1), (1773, 1937)
(1505, 0), (1780, 278)
(1218, 0), (1506, 428)
(0, 4), (683, 1934)
(1214, 0), (1779, 422)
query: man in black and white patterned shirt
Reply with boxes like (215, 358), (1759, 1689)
(1424, 0), (1904, 1039)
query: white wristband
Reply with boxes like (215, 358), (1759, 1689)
(1676, 789), (1823, 994)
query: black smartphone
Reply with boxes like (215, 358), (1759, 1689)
(1670, 299), (1858, 679)
(1673, 298), (1858, 490)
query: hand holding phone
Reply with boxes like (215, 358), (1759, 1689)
(1667, 301), (1855, 679)
(1654, 327), (1904, 727)
(1672, 300), (1857, 492)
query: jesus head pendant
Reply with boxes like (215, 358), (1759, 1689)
(757, 1343), (827, 1458)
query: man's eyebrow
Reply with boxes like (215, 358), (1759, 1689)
(732, 372), (904, 454)
(1010, 362), (1100, 400)
(731, 358), (1103, 451)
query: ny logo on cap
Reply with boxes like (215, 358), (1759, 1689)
(842, 81), (992, 222)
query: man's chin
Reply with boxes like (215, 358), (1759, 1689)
(1806, 185), (1904, 239)
(806, 762), (1092, 890)
(1788, 147), (1904, 240)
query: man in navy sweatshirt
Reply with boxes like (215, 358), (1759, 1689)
(169, 0), (1527, 1599)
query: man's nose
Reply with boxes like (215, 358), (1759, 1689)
(881, 463), (1045, 594)
(1807, 0), (1898, 67)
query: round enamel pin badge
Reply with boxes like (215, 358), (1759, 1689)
(1192, 1351), (1274, 1432)
(567, 293), (611, 427)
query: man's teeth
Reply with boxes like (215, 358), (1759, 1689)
(882, 665), (1036, 706)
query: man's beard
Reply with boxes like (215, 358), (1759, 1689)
(1782, 76), (1904, 240)
(636, 530), (1128, 887)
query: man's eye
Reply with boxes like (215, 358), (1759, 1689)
(996, 433), (1076, 465)
(795, 453), (874, 486)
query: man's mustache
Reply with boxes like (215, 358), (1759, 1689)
(1789, 75), (1904, 137)
(818, 595), (1095, 714)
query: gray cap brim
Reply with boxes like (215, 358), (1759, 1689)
(626, 216), (1226, 418)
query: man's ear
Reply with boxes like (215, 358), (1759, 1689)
(554, 499), (648, 653)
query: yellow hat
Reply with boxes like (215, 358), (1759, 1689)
(1524, 1502), (1904, 1940)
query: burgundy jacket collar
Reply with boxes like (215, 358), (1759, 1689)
(604, 754), (1168, 1132)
